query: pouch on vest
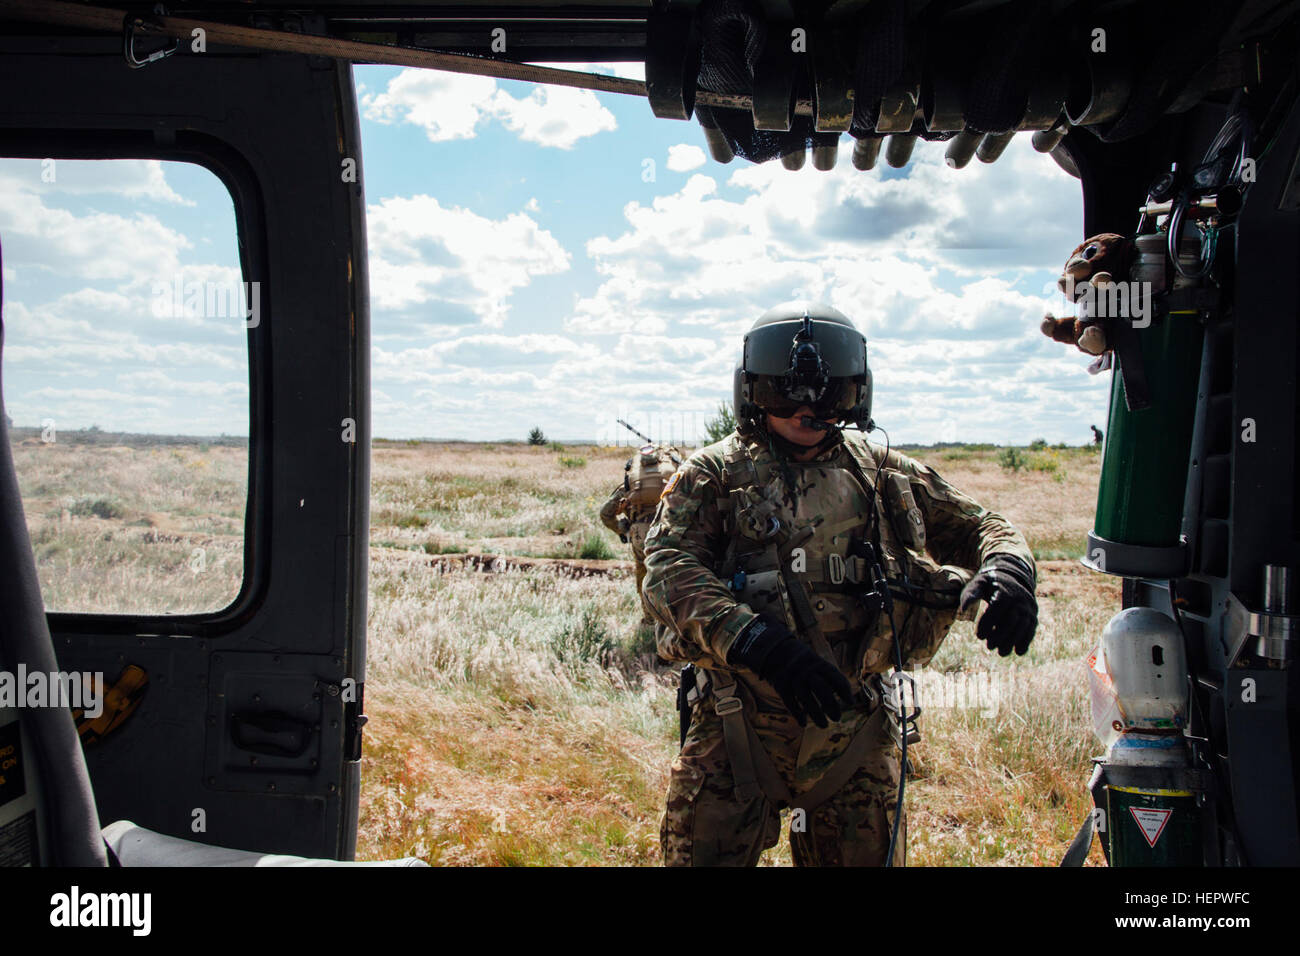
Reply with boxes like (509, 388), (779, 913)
(732, 567), (796, 630)
(884, 470), (926, 552)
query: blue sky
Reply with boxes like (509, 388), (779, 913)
(0, 61), (1109, 445)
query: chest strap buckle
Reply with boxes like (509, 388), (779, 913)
(714, 694), (744, 717)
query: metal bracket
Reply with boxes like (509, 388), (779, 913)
(123, 6), (178, 70)
(866, 671), (921, 748)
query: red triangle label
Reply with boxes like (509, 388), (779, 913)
(1129, 807), (1173, 848)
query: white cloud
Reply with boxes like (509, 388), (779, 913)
(0, 191), (190, 283)
(489, 85), (617, 149)
(571, 139), (1085, 341)
(362, 70), (497, 142)
(0, 158), (248, 436)
(366, 194), (570, 327)
(0, 158), (192, 205)
(361, 68), (616, 149)
(667, 144), (707, 172)
(540, 135), (1107, 443)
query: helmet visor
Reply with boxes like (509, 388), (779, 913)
(750, 375), (862, 419)
(743, 320), (866, 377)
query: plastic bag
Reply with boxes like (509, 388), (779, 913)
(1086, 640), (1123, 751)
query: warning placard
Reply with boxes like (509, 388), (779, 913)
(0, 810), (37, 866)
(0, 720), (25, 808)
(1129, 806), (1173, 848)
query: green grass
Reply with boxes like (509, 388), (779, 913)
(1031, 530), (1089, 561)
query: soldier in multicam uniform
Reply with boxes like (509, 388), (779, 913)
(642, 302), (1039, 867)
(600, 443), (680, 625)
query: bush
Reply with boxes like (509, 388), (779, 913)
(548, 440), (565, 452)
(1017, 447), (1067, 483)
(1029, 438), (1048, 450)
(558, 456), (587, 469)
(527, 427), (547, 446)
(703, 401), (736, 443)
(1028, 452), (1061, 475)
(68, 495), (125, 519)
(998, 448), (1026, 472)
(625, 620), (660, 658)
(578, 533), (616, 560)
(420, 541), (467, 555)
(553, 605), (614, 675)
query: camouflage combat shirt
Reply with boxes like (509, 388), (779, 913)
(642, 427), (1035, 682)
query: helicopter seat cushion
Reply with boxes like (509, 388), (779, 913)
(103, 820), (428, 867)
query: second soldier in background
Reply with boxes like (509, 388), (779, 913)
(599, 438), (680, 631)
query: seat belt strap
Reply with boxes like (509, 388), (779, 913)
(710, 670), (774, 805)
(708, 669), (887, 814)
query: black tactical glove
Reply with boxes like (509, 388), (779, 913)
(727, 615), (855, 728)
(959, 554), (1038, 656)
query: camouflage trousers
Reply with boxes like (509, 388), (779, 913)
(631, 529), (652, 625)
(661, 689), (905, 866)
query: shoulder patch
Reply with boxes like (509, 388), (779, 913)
(660, 469), (682, 499)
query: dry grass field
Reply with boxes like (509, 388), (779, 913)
(13, 431), (1116, 865)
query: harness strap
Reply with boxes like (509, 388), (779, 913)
(708, 669), (887, 813)
(710, 671), (780, 805)
(790, 706), (888, 812)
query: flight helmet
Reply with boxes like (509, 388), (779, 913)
(733, 301), (872, 431)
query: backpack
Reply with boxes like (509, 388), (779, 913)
(625, 444), (680, 510)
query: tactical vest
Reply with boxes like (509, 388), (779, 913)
(666, 432), (974, 679)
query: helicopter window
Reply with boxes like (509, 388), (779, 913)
(1, 157), (249, 615)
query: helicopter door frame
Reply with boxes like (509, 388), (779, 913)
(0, 37), (370, 859)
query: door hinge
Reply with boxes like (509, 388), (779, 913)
(343, 682), (366, 762)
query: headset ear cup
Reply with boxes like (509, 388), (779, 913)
(845, 404), (872, 430)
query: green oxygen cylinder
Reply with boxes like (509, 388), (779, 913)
(1084, 231), (1205, 578)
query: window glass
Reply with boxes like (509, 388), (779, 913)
(1, 157), (249, 615)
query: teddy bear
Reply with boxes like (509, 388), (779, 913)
(1040, 233), (1137, 362)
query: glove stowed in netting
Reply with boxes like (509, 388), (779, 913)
(959, 553), (1039, 656)
(727, 615), (855, 728)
